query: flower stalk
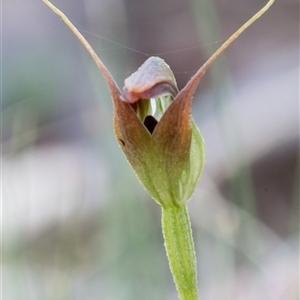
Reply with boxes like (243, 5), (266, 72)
(42, 1), (275, 299)
(162, 205), (198, 299)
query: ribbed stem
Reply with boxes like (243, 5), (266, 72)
(162, 205), (199, 300)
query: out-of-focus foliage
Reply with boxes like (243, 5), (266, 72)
(3, 0), (299, 299)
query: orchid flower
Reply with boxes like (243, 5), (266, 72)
(42, 1), (275, 298)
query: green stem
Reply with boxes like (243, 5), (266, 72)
(162, 205), (199, 300)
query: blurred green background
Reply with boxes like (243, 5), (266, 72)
(2, 0), (299, 299)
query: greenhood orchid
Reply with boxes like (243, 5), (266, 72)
(42, 1), (276, 299)
(115, 56), (205, 208)
(42, 0), (275, 208)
